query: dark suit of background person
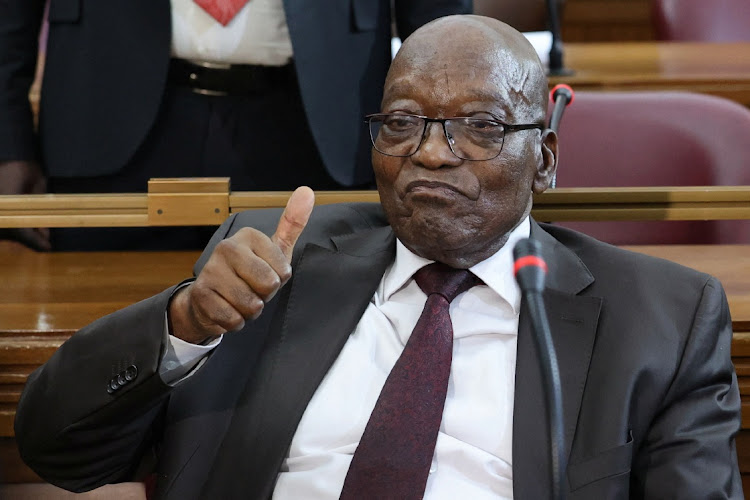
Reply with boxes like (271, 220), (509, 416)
(0, 0), (471, 251)
(14, 204), (743, 499)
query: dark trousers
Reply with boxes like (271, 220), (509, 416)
(49, 80), (352, 251)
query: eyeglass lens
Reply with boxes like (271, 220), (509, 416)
(368, 115), (506, 161)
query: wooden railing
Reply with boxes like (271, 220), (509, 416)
(2, 178), (750, 228)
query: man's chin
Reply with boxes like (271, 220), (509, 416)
(395, 218), (471, 256)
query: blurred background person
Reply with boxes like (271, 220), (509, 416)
(0, 0), (471, 251)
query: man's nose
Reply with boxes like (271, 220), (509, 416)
(410, 122), (463, 169)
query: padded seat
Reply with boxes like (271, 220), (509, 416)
(551, 91), (750, 244)
(652, 0), (750, 41)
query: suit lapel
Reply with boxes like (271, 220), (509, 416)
(512, 221), (602, 499)
(202, 226), (396, 499)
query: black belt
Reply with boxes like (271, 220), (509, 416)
(168, 58), (296, 96)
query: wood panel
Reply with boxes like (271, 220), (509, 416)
(552, 41), (750, 108)
(4, 187), (750, 228)
(562, 0), (654, 42)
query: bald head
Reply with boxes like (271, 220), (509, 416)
(387, 15), (549, 124)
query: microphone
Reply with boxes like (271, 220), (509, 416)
(546, 0), (572, 76)
(513, 239), (548, 292)
(513, 238), (566, 500)
(547, 84), (575, 189)
(548, 84), (574, 133)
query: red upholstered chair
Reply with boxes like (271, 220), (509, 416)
(652, 0), (750, 41)
(550, 91), (750, 244)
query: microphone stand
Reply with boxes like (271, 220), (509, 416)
(546, 0), (573, 76)
(547, 84), (575, 189)
(523, 290), (566, 500)
(514, 239), (567, 500)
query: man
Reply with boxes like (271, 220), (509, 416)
(15, 15), (742, 499)
(0, 0), (470, 250)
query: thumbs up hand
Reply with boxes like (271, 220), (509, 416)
(169, 186), (315, 344)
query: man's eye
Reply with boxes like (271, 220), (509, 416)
(465, 119), (500, 130)
(383, 116), (420, 130)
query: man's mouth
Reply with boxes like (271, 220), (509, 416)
(405, 180), (463, 197)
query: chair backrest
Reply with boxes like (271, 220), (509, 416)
(652, 0), (750, 41)
(551, 91), (750, 244)
(473, 0), (565, 33)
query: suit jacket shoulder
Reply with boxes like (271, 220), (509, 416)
(540, 220), (713, 292)
(194, 202), (388, 274)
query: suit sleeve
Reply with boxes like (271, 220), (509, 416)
(393, 0), (473, 40)
(14, 287), (178, 492)
(0, 0), (45, 161)
(632, 276), (743, 498)
(13, 218), (240, 493)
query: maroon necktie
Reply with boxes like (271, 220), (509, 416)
(339, 262), (482, 499)
(194, 0), (249, 26)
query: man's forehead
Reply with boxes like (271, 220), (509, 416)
(385, 16), (546, 120)
(385, 47), (543, 121)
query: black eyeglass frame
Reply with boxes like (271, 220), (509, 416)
(365, 113), (545, 161)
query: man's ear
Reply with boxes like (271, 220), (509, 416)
(533, 129), (558, 194)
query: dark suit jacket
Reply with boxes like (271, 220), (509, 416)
(15, 203), (743, 498)
(0, 0), (470, 185)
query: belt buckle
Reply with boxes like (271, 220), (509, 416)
(188, 60), (232, 97)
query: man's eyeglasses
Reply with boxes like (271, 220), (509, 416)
(366, 113), (544, 161)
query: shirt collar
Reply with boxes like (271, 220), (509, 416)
(382, 217), (531, 314)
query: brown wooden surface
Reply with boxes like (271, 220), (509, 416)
(3, 242), (750, 488)
(5, 186), (750, 229)
(550, 42), (750, 106)
(554, 41), (750, 107)
(2, 243), (750, 335)
(563, 0), (653, 42)
(0, 242), (197, 335)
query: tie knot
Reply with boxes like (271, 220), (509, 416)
(414, 262), (481, 303)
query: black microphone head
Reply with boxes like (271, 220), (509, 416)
(513, 238), (547, 293)
(550, 84), (575, 106)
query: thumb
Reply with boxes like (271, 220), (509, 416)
(271, 186), (315, 261)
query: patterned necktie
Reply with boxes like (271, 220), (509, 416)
(339, 262), (482, 500)
(194, 0), (249, 26)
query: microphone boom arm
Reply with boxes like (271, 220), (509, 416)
(522, 290), (567, 500)
(514, 238), (567, 499)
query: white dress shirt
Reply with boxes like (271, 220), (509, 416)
(273, 217), (529, 499)
(170, 0), (293, 66)
(163, 217), (530, 498)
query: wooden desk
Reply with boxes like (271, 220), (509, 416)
(552, 42), (750, 107)
(2, 244), (750, 488)
(3, 244), (747, 336)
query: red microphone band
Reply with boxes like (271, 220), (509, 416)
(549, 83), (575, 105)
(513, 256), (548, 276)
